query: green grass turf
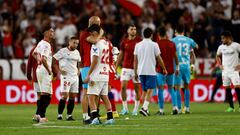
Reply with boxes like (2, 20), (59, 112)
(0, 103), (240, 135)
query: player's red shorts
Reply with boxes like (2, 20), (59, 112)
(109, 72), (115, 86)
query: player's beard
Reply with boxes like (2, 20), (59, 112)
(70, 46), (76, 51)
(129, 33), (136, 38)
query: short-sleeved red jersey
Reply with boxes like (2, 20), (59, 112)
(27, 46), (38, 82)
(120, 36), (141, 69)
(156, 39), (176, 74)
(79, 30), (91, 67)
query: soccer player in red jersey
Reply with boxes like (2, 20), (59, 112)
(108, 41), (120, 118)
(27, 46), (41, 121)
(79, 16), (103, 124)
(155, 27), (179, 115)
(115, 24), (142, 116)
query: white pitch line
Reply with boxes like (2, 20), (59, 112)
(32, 124), (159, 130)
(6, 125), (227, 131)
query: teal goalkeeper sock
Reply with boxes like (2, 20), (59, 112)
(158, 89), (164, 109)
(176, 90), (182, 110)
(184, 89), (190, 108)
(168, 88), (177, 107)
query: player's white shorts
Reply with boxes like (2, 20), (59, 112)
(87, 81), (108, 96)
(60, 75), (79, 93)
(120, 68), (140, 83)
(222, 71), (240, 86)
(36, 68), (53, 94)
(33, 82), (41, 93)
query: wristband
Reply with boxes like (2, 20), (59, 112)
(176, 65), (180, 70)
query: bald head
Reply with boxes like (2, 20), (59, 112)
(88, 16), (101, 27)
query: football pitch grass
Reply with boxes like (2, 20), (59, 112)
(1, 103), (240, 135)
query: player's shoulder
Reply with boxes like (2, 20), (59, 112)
(231, 42), (240, 46)
(80, 29), (88, 35)
(135, 36), (142, 42)
(166, 40), (175, 47)
(96, 39), (107, 45)
(73, 49), (80, 55)
(171, 36), (178, 42)
(218, 44), (224, 49)
(79, 29), (89, 38)
(59, 47), (68, 51)
(121, 37), (128, 44)
(38, 40), (51, 48)
(186, 36), (195, 42)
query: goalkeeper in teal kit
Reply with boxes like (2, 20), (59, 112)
(172, 25), (198, 114)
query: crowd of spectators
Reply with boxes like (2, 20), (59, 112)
(0, 0), (239, 59)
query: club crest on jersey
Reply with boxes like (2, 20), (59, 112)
(100, 67), (108, 75)
(93, 47), (98, 53)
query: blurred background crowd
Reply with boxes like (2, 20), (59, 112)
(0, 0), (239, 59)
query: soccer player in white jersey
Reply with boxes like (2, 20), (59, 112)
(33, 27), (55, 122)
(83, 24), (114, 125)
(216, 31), (240, 112)
(53, 37), (81, 121)
(134, 28), (167, 116)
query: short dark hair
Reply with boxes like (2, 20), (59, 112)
(221, 31), (232, 38)
(43, 26), (53, 33)
(69, 36), (79, 41)
(159, 27), (166, 37)
(143, 28), (153, 38)
(88, 24), (101, 33)
(176, 24), (185, 33)
(128, 24), (136, 28)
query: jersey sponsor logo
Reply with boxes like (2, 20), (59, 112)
(99, 71), (108, 75)
(93, 47), (98, 53)
(222, 49), (234, 55)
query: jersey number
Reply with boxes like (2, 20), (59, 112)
(177, 43), (189, 63)
(101, 49), (109, 64)
(177, 43), (189, 56)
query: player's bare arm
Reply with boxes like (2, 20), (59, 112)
(190, 51), (196, 65)
(190, 50), (196, 72)
(216, 54), (223, 70)
(42, 56), (52, 75)
(133, 55), (138, 81)
(83, 55), (98, 84)
(156, 55), (168, 75)
(77, 62), (81, 76)
(115, 50), (124, 68)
